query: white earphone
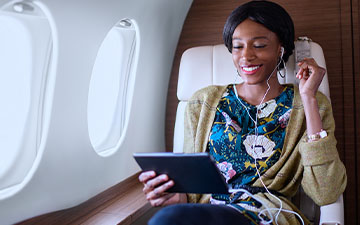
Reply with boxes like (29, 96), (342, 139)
(280, 47), (284, 59)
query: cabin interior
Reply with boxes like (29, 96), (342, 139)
(0, 0), (359, 224)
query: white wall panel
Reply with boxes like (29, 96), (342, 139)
(0, 0), (192, 224)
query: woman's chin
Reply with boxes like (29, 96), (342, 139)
(240, 76), (261, 85)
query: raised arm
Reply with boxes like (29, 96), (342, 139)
(296, 58), (347, 205)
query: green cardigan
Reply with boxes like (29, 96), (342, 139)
(183, 84), (347, 224)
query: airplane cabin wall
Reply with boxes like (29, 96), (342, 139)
(165, 0), (360, 225)
(0, 0), (192, 224)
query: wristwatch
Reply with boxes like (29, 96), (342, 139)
(307, 129), (327, 142)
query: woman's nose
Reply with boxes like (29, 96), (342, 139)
(241, 47), (255, 61)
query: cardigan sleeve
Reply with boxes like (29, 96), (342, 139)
(299, 94), (347, 206)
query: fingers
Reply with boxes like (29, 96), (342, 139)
(296, 66), (310, 80)
(138, 171), (156, 183)
(296, 58), (327, 97)
(143, 174), (170, 193)
(150, 192), (176, 207)
(296, 58), (312, 80)
(296, 58), (326, 80)
(146, 180), (174, 200)
(139, 172), (177, 207)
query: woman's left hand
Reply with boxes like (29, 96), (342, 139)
(296, 58), (326, 98)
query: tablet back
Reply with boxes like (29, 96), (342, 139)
(133, 152), (229, 194)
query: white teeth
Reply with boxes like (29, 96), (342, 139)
(242, 66), (260, 72)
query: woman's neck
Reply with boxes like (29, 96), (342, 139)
(235, 79), (283, 106)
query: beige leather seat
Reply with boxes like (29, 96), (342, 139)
(173, 42), (344, 225)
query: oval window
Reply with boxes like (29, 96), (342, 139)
(88, 19), (137, 156)
(0, 1), (52, 190)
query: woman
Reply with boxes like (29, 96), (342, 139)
(139, 1), (347, 224)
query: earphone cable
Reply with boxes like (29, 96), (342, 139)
(232, 58), (304, 225)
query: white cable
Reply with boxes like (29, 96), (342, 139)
(232, 59), (304, 225)
(259, 208), (305, 225)
(228, 188), (275, 223)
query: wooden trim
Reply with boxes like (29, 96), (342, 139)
(16, 173), (151, 225)
(352, 0), (360, 224)
(340, 0), (358, 223)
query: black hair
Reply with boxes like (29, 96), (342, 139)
(223, 0), (295, 68)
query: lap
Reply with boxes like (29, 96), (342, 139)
(148, 203), (252, 225)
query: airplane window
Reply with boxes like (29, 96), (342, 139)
(88, 19), (137, 156)
(0, 1), (52, 190)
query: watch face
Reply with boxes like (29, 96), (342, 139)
(319, 130), (328, 138)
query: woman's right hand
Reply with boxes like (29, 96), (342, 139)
(138, 171), (187, 207)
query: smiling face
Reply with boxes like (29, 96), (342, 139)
(232, 19), (282, 85)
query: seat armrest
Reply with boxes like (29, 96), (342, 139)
(319, 195), (344, 225)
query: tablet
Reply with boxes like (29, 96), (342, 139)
(133, 152), (229, 194)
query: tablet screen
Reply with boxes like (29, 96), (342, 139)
(133, 152), (229, 194)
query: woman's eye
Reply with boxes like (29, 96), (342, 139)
(233, 46), (243, 49)
(254, 45), (266, 48)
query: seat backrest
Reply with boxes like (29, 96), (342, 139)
(174, 42), (330, 154)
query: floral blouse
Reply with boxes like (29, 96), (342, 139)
(208, 85), (294, 224)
